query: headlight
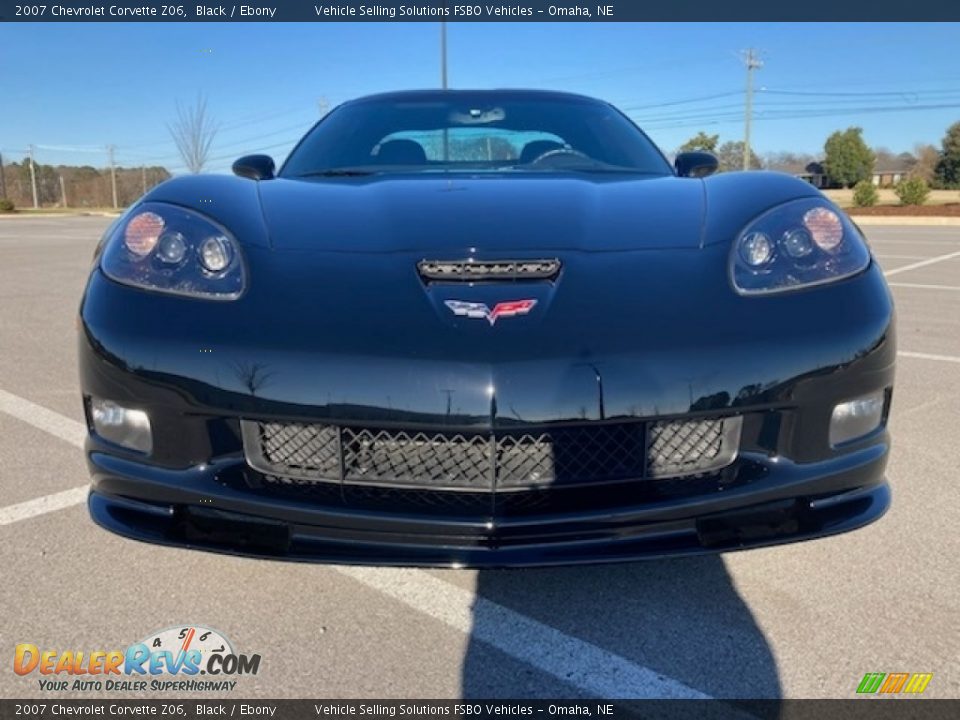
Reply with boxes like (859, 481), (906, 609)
(100, 203), (246, 300)
(730, 198), (870, 296)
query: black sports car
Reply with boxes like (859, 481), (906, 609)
(79, 89), (894, 566)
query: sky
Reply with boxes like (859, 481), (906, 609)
(1, 22), (959, 173)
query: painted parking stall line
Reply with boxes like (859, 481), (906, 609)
(898, 351), (960, 365)
(882, 250), (960, 277)
(0, 486), (88, 526)
(335, 565), (713, 699)
(0, 387), (86, 447)
(889, 282), (960, 292)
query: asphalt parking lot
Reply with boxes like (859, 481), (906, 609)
(0, 216), (957, 700)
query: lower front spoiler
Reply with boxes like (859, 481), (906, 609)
(88, 472), (890, 568)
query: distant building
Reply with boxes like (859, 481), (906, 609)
(786, 153), (917, 188)
(794, 161), (829, 189)
(792, 157), (915, 189)
(871, 158), (913, 187)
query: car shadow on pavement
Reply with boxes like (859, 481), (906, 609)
(461, 555), (781, 699)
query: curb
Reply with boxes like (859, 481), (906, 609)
(0, 212), (122, 219)
(847, 216), (960, 226)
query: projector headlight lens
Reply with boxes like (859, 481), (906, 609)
(199, 235), (233, 273)
(739, 232), (774, 267)
(157, 232), (187, 265)
(782, 228), (814, 259)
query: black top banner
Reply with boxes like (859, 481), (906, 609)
(1, 0), (960, 21)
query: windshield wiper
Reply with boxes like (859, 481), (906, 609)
(295, 168), (377, 177)
(504, 164), (660, 175)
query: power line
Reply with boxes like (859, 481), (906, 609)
(620, 91), (743, 112)
(640, 100), (960, 132)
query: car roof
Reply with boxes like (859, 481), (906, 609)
(342, 89), (607, 106)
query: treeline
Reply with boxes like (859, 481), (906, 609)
(0, 162), (171, 209)
(677, 119), (960, 190)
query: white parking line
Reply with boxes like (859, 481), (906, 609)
(889, 282), (960, 292)
(0, 387), (86, 447)
(0, 486), (88, 526)
(869, 239), (960, 246)
(898, 351), (960, 364)
(0, 388), (712, 699)
(882, 250), (960, 278)
(875, 254), (929, 260)
(338, 566), (711, 699)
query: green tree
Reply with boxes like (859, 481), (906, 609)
(852, 180), (879, 207)
(678, 131), (720, 154)
(895, 177), (930, 206)
(716, 141), (763, 172)
(934, 121), (960, 188)
(823, 127), (875, 188)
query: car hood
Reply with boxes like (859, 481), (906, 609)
(257, 173), (706, 253)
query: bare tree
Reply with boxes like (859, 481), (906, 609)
(232, 361), (275, 397)
(912, 143), (940, 183)
(168, 94), (219, 173)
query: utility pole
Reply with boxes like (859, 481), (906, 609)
(0, 152), (7, 199)
(741, 49), (763, 171)
(141, 165), (147, 195)
(59, 175), (67, 208)
(440, 20), (449, 161)
(27, 145), (39, 209)
(440, 21), (447, 89)
(107, 144), (118, 209)
(317, 96), (329, 117)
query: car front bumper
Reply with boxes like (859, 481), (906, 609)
(86, 442), (890, 567)
(79, 262), (896, 566)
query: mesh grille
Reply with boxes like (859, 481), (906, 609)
(342, 429), (491, 490)
(417, 259), (561, 282)
(242, 416), (739, 491)
(647, 418), (725, 477)
(256, 422), (339, 479)
(496, 424), (646, 488)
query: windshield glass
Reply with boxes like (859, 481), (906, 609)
(281, 93), (672, 176)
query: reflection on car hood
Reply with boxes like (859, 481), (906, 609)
(257, 173), (706, 253)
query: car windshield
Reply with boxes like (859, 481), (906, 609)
(281, 93), (672, 177)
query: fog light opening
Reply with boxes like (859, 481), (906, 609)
(829, 391), (886, 447)
(90, 398), (153, 454)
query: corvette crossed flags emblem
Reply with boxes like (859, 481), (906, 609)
(444, 299), (537, 326)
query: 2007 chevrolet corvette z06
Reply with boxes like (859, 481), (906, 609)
(79, 89), (894, 566)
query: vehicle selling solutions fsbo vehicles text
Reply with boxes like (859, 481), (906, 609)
(313, 5), (538, 17)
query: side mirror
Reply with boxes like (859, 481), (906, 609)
(232, 154), (275, 181)
(675, 151), (718, 178)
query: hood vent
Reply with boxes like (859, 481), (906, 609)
(418, 258), (561, 283)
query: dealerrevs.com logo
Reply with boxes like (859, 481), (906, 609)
(14, 625), (261, 693)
